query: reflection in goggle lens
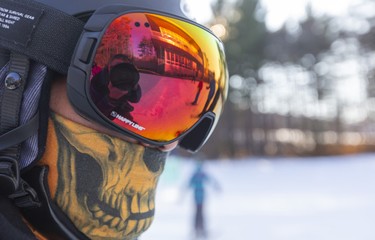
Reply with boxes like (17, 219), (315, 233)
(89, 12), (228, 142)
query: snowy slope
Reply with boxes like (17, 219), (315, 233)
(141, 153), (375, 240)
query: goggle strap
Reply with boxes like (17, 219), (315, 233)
(0, 0), (84, 74)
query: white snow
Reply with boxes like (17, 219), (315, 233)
(141, 153), (375, 240)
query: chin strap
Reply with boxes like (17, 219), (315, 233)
(21, 166), (89, 240)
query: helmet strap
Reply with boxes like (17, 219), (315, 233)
(21, 166), (89, 240)
(0, 52), (41, 208)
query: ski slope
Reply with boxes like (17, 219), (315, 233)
(141, 153), (375, 240)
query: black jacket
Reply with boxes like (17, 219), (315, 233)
(0, 196), (37, 240)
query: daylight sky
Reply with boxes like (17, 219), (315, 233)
(260, 0), (363, 31)
(186, 0), (367, 29)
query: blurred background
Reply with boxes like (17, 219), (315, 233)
(142, 0), (375, 239)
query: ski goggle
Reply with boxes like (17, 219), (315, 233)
(67, 7), (228, 152)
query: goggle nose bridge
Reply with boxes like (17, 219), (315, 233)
(179, 113), (215, 152)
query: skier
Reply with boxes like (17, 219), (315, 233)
(189, 161), (221, 239)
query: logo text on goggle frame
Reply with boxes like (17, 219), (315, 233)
(110, 111), (145, 131)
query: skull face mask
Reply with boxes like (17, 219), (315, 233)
(38, 112), (168, 239)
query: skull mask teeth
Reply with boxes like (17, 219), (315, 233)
(50, 113), (167, 239)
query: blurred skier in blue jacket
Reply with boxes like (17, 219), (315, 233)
(189, 161), (220, 239)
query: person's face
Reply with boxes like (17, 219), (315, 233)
(108, 81), (130, 100)
(50, 77), (177, 151)
(38, 77), (177, 239)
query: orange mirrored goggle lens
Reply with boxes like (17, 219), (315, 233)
(89, 12), (228, 142)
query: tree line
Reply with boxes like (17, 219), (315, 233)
(177, 0), (375, 159)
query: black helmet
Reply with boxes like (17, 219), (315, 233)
(35, 0), (187, 18)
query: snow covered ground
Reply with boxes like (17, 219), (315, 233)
(141, 153), (375, 240)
